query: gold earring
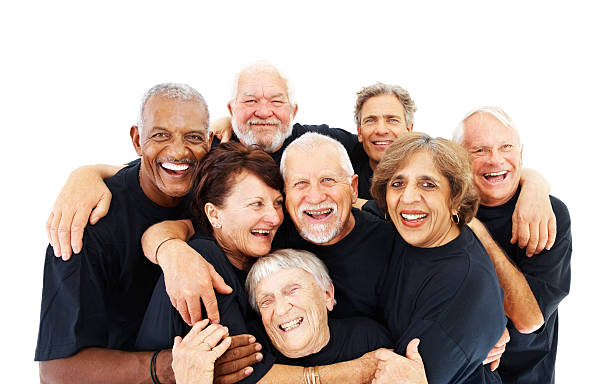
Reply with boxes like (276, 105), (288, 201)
(452, 213), (460, 224)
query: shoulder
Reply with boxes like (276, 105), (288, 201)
(550, 195), (571, 233)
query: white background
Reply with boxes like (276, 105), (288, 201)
(1, 1), (609, 382)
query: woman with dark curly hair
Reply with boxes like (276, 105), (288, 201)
(369, 132), (507, 384)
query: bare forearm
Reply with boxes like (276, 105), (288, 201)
(142, 219), (195, 264)
(520, 168), (550, 194)
(39, 348), (174, 384)
(258, 358), (375, 384)
(75, 164), (125, 180)
(472, 222), (544, 333)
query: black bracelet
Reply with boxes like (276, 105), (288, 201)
(150, 349), (162, 384)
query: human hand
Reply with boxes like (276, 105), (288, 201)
(483, 328), (510, 371)
(172, 319), (232, 384)
(213, 334), (262, 384)
(372, 339), (427, 384)
(513, 169), (556, 256)
(158, 239), (233, 325)
(209, 117), (233, 143)
(47, 165), (115, 260)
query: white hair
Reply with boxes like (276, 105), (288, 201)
(229, 60), (295, 107)
(137, 83), (209, 135)
(245, 249), (332, 314)
(279, 132), (354, 181)
(453, 106), (521, 145)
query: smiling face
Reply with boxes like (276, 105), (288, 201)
(131, 94), (208, 207)
(357, 94), (413, 169)
(255, 267), (333, 358)
(462, 112), (522, 207)
(229, 70), (297, 153)
(207, 172), (284, 269)
(283, 143), (358, 245)
(386, 151), (460, 248)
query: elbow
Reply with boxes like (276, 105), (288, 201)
(513, 315), (545, 334)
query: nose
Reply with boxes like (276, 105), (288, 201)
(263, 204), (283, 227)
(275, 295), (292, 316)
(487, 148), (504, 165)
(167, 136), (190, 159)
(400, 184), (421, 204)
(373, 120), (390, 135)
(305, 183), (327, 204)
(255, 100), (273, 118)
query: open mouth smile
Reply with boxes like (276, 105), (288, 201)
(279, 317), (303, 332)
(160, 162), (192, 176)
(483, 170), (508, 183)
(250, 229), (272, 237)
(303, 208), (333, 220)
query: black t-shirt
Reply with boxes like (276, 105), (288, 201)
(35, 164), (191, 361)
(382, 227), (507, 384)
(349, 144), (375, 200)
(212, 123), (361, 166)
(135, 232), (275, 384)
(271, 317), (392, 366)
(274, 208), (395, 323)
(477, 190), (571, 384)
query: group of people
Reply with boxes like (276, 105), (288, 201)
(36, 62), (572, 384)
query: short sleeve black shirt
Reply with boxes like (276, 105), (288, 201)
(35, 164), (191, 361)
(382, 227), (507, 384)
(477, 190), (572, 384)
(134, 232), (275, 384)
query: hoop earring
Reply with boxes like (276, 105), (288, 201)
(452, 214), (460, 225)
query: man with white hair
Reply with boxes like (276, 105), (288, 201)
(35, 83), (220, 383)
(454, 107), (572, 384)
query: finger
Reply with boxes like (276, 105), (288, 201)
(201, 326), (230, 349)
(58, 211), (74, 261)
(46, 212), (54, 246)
(183, 319), (210, 343)
(405, 338), (423, 364)
(173, 335), (183, 349)
(70, 209), (90, 255)
(90, 192), (112, 225)
(213, 367), (253, 384)
(215, 351), (263, 376)
(210, 266), (233, 295)
(534, 219), (548, 255)
(546, 215), (557, 250)
(48, 211), (61, 257)
(216, 342), (261, 364)
(516, 218), (530, 250)
(222, 129), (231, 143)
(500, 328), (510, 344)
(202, 289), (221, 324)
(186, 296), (202, 325)
(490, 358), (500, 371)
(176, 300), (192, 326)
(510, 211), (519, 245)
(212, 336), (233, 358)
(526, 221), (539, 257)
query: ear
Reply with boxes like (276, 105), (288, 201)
(325, 282), (335, 311)
(350, 174), (359, 204)
(357, 124), (364, 143)
(227, 101), (234, 117)
(408, 122), (414, 132)
(204, 202), (220, 224)
(130, 125), (142, 157)
(291, 103), (298, 119)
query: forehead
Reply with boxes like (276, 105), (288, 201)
(236, 70), (289, 99)
(361, 94), (405, 118)
(395, 151), (444, 179)
(142, 95), (207, 131)
(226, 171), (280, 201)
(255, 267), (316, 293)
(463, 113), (518, 147)
(285, 144), (346, 179)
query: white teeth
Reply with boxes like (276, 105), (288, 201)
(251, 229), (270, 235)
(279, 317), (303, 331)
(484, 170), (507, 177)
(401, 213), (427, 220)
(162, 162), (189, 171)
(305, 209), (332, 215)
(373, 141), (391, 145)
